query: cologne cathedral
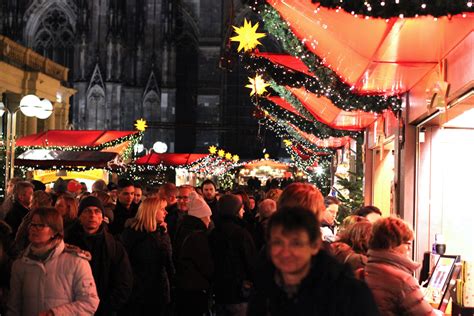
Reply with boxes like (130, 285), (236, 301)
(0, 0), (277, 157)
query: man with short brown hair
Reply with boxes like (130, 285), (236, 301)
(5, 181), (34, 236)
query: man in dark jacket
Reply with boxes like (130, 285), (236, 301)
(173, 192), (213, 316)
(108, 179), (138, 235)
(5, 181), (34, 236)
(209, 194), (257, 316)
(248, 206), (379, 316)
(65, 196), (133, 316)
(162, 183), (185, 241)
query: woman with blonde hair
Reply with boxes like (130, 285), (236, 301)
(365, 217), (440, 315)
(120, 197), (174, 315)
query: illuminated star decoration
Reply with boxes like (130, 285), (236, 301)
(246, 74), (270, 96)
(283, 139), (293, 147)
(232, 155), (240, 163)
(209, 145), (217, 155)
(134, 118), (148, 132)
(225, 152), (232, 160)
(218, 149), (225, 157)
(230, 18), (266, 52)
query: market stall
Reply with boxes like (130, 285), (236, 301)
(235, 159), (299, 188)
(15, 130), (141, 189)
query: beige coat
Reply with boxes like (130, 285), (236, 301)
(7, 240), (99, 316)
(365, 249), (436, 316)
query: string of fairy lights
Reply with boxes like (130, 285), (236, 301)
(247, 0), (473, 18)
(254, 4), (402, 112)
(242, 54), (399, 113)
(309, 0), (473, 18)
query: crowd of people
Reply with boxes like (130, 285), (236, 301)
(0, 176), (442, 315)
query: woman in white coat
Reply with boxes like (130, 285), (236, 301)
(7, 207), (99, 316)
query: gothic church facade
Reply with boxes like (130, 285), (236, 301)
(1, 0), (276, 157)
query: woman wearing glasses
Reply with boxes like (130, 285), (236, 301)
(365, 217), (440, 316)
(7, 207), (99, 316)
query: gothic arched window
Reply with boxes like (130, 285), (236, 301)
(143, 91), (160, 121)
(33, 7), (74, 76)
(87, 85), (106, 129)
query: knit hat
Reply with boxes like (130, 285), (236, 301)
(78, 196), (105, 216)
(217, 194), (242, 217)
(187, 191), (212, 219)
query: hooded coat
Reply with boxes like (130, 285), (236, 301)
(7, 240), (99, 316)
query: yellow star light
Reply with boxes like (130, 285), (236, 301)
(218, 149), (225, 157)
(264, 153), (270, 159)
(225, 152), (232, 160)
(232, 155), (240, 163)
(134, 118), (148, 131)
(230, 18), (266, 52)
(209, 145), (217, 154)
(246, 75), (270, 96)
(283, 139), (293, 147)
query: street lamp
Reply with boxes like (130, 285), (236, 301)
(1, 93), (54, 186)
(134, 141), (168, 156)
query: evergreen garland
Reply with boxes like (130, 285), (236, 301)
(243, 54), (399, 113)
(255, 4), (401, 112)
(267, 83), (361, 137)
(312, 0), (473, 19)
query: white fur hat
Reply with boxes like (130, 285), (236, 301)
(187, 191), (212, 218)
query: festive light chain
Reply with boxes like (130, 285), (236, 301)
(257, 93), (359, 138)
(252, 5), (402, 112)
(310, 0), (473, 18)
(261, 115), (335, 155)
(260, 114), (337, 155)
(243, 54), (400, 113)
(17, 132), (144, 152)
(283, 143), (318, 171)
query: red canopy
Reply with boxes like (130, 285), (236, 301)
(134, 153), (208, 166)
(287, 122), (352, 148)
(256, 52), (313, 77)
(266, 0), (473, 95)
(16, 130), (139, 148)
(287, 87), (378, 130)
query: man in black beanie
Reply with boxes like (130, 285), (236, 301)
(65, 196), (133, 316)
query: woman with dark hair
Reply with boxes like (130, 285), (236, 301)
(365, 217), (440, 315)
(331, 220), (372, 275)
(120, 197), (174, 316)
(7, 207), (99, 315)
